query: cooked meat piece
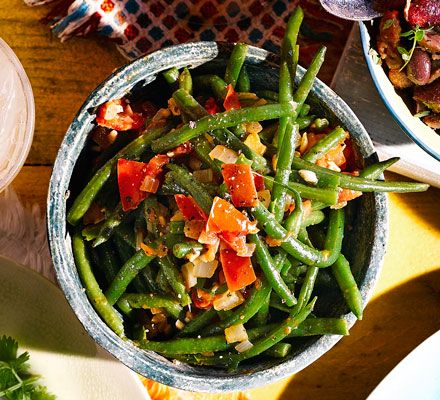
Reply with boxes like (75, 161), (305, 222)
(428, 66), (440, 83)
(414, 80), (440, 112)
(407, 48), (431, 85)
(405, 0), (440, 27)
(389, 68), (414, 88)
(423, 113), (440, 129)
(377, 11), (403, 69)
(419, 30), (440, 54)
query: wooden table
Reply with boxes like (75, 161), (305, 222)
(2, 1), (440, 398)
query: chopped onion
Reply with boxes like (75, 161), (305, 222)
(235, 340), (254, 353)
(327, 161), (341, 172)
(175, 319), (185, 330)
(198, 238), (220, 262)
(170, 210), (185, 222)
(136, 230), (144, 251)
(244, 121), (263, 135)
(299, 132), (308, 154)
(184, 220), (205, 239)
(236, 242), (256, 258)
(257, 189), (271, 208)
(140, 175), (160, 193)
(209, 145), (238, 164)
(182, 262), (197, 289)
(298, 169), (318, 185)
(193, 168), (214, 183)
(193, 259), (218, 278)
(224, 324), (248, 344)
(213, 291), (244, 311)
(189, 155), (203, 171)
(198, 228), (219, 245)
(244, 132), (266, 155)
(104, 103), (124, 120)
(187, 247), (202, 262)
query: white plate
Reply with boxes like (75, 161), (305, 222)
(367, 330), (440, 400)
(0, 256), (150, 400)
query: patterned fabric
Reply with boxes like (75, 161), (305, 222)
(26, 0), (352, 83)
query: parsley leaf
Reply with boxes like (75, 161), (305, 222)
(0, 336), (56, 400)
(414, 110), (430, 118)
(399, 25), (432, 71)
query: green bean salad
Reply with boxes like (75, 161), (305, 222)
(67, 7), (428, 371)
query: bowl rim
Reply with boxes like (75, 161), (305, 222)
(359, 22), (440, 161)
(47, 41), (388, 392)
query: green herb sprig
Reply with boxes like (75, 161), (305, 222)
(0, 335), (56, 400)
(398, 25), (432, 71)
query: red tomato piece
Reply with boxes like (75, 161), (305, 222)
(205, 97), (220, 115)
(117, 159), (148, 211)
(191, 289), (214, 310)
(223, 84), (241, 111)
(145, 154), (170, 176)
(253, 173), (265, 192)
(220, 248), (256, 292)
(207, 197), (255, 235)
(166, 141), (194, 157)
(219, 232), (248, 255)
(221, 164), (258, 208)
(96, 99), (145, 131)
(174, 195), (208, 221)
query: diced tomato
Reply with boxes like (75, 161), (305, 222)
(174, 194), (207, 221)
(166, 141), (194, 157)
(341, 138), (357, 172)
(145, 154), (170, 176)
(206, 197), (256, 236)
(223, 84), (241, 111)
(191, 289), (214, 310)
(221, 164), (258, 208)
(253, 173), (265, 192)
(220, 248), (256, 292)
(96, 99), (145, 131)
(117, 159), (148, 211)
(219, 232), (248, 255)
(338, 188), (362, 203)
(205, 97), (220, 115)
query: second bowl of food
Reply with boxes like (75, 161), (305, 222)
(48, 29), (427, 391)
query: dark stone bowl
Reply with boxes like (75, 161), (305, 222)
(47, 42), (388, 392)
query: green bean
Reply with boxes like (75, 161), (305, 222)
(252, 203), (344, 268)
(301, 210), (325, 228)
(302, 127), (347, 163)
(291, 46), (326, 122)
(226, 297), (316, 370)
(71, 231), (125, 336)
(156, 255), (190, 306)
(67, 122), (173, 226)
(173, 241), (204, 259)
(85, 205), (127, 247)
(151, 102), (297, 153)
(178, 308), (217, 337)
(237, 66), (250, 92)
(194, 74), (228, 100)
(256, 90), (279, 102)
(271, 122), (299, 222)
(105, 250), (155, 305)
(264, 342), (291, 358)
(163, 67), (180, 84)
(359, 157), (399, 179)
(332, 254), (363, 320)
(282, 7), (303, 83)
(120, 293), (182, 319)
(178, 67), (192, 94)
(273, 251), (288, 271)
(276, 62), (294, 150)
(113, 232), (135, 261)
(167, 164), (213, 215)
(169, 221), (185, 235)
(203, 279), (272, 336)
(249, 234), (296, 307)
(95, 242), (120, 285)
(172, 89), (268, 172)
(284, 187), (303, 236)
(156, 267), (172, 293)
(251, 290), (271, 326)
(297, 115), (315, 130)
(225, 43), (249, 88)
(299, 103), (311, 117)
(263, 175), (338, 206)
(291, 170), (341, 189)
(291, 157), (429, 192)
(311, 118), (329, 131)
(269, 294), (292, 313)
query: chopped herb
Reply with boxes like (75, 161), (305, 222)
(383, 19), (394, 29)
(399, 25), (433, 71)
(0, 335), (56, 399)
(414, 110), (431, 118)
(368, 48), (382, 65)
